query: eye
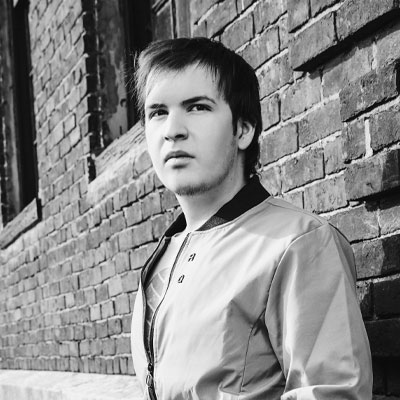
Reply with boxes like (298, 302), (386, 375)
(188, 104), (211, 112)
(148, 108), (167, 119)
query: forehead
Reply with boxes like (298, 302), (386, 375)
(145, 65), (221, 103)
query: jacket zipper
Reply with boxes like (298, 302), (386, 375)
(140, 236), (169, 400)
(145, 233), (190, 400)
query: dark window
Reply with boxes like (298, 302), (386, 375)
(0, 0), (39, 245)
(10, 0), (37, 215)
(120, 0), (152, 128)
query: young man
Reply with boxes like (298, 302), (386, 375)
(130, 38), (372, 400)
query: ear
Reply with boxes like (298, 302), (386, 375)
(236, 119), (256, 151)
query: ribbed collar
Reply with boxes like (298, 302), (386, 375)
(164, 176), (270, 237)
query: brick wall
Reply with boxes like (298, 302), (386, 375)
(0, 0), (399, 398)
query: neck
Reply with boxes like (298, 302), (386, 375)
(176, 175), (247, 234)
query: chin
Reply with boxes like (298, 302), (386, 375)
(167, 179), (214, 197)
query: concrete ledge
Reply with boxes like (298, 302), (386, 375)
(0, 370), (143, 400)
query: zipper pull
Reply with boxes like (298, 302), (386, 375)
(146, 362), (157, 400)
(146, 362), (154, 387)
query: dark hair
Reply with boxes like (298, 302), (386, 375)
(133, 37), (262, 178)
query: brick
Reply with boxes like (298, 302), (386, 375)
(161, 189), (179, 210)
(289, 12), (336, 70)
(253, 0), (285, 33)
(322, 45), (373, 97)
(345, 150), (400, 200)
(116, 337), (131, 354)
(189, 0), (218, 24)
(114, 252), (130, 273)
(241, 26), (280, 70)
(101, 300), (114, 319)
(130, 247), (150, 270)
(152, 214), (171, 239)
(328, 205), (379, 242)
(339, 63), (399, 122)
(221, 13), (253, 50)
(374, 276), (400, 317)
(115, 293), (130, 315)
(304, 175), (347, 213)
(365, 318), (400, 357)
(324, 135), (345, 174)
(380, 193), (400, 235)
(206, 0), (237, 37)
(310, 0), (337, 16)
(103, 338), (116, 355)
(281, 148), (324, 191)
(258, 53), (292, 98)
(124, 202), (142, 227)
(336, 0), (400, 41)
(192, 20), (207, 37)
(342, 118), (365, 163)
(356, 281), (372, 319)
(108, 275), (123, 297)
(376, 19), (400, 68)
(287, 0), (310, 32)
(299, 99), (342, 146)
(281, 74), (321, 120)
(260, 123), (298, 165)
(142, 192), (162, 220)
(370, 103), (400, 152)
(108, 318), (122, 336)
(121, 272), (138, 296)
(260, 94), (280, 131)
(282, 191), (304, 209)
(260, 165), (281, 196)
(353, 234), (400, 278)
(279, 15), (288, 49)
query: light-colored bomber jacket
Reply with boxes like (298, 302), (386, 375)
(131, 177), (373, 400)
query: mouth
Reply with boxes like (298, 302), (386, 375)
(164, 150), (194, 163)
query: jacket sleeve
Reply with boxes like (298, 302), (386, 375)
(265, 223), (372, 399)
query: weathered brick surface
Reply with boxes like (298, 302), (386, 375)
(343, 118), (366, 162)
(204, 0), (237, 37)
(339, 63), (399, 122)
(241, 26), (280, 69)
(253, 0), (285, 34)
(287, 0), (309, 33)
(260, 123), (298, 165)
(374, 277), (400, 317)
(281, 148), (324, 191)
(324, 135), (345, 174)
(369, 104), (400, 152)
(353, 234), (400, 278)
(298, 99), (342, 146)
(281, 74), (321, 120)
(304, 175), (347, 213)
(221, 13), (253, 50)
(258, 53), (292, 99)
(310, 0), (338, 17)
(290, 12), (336, 70)
(345, 150), (400, 200)
(379, 193), (400, 235)
(329, 205), (379, 243)
(260, 94), (280, 130)
(336, 0), (400, 41)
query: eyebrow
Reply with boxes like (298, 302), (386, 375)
(145, 96), (217, 111)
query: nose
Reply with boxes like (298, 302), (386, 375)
(164, 111), (188, 141)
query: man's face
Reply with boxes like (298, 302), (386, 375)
(144, 65), (248, 197)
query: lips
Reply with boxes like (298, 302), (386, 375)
(164, 150), (194, 163)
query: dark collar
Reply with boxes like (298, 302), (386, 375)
(164, 176), (270, 237)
